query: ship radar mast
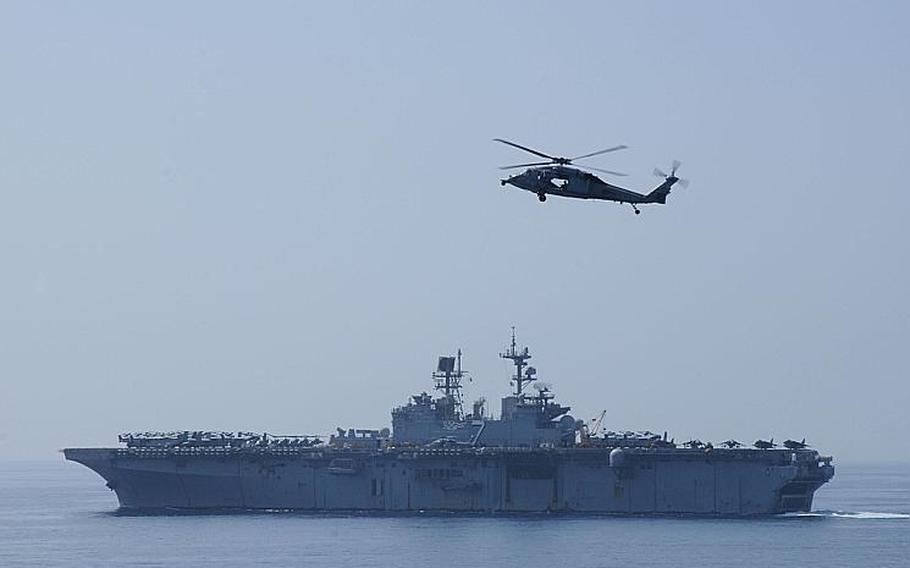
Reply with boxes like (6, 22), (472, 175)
(500, 327), (534, 396)
(433, 349), (467, 419)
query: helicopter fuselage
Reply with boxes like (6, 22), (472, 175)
(502, 165), (665, 205)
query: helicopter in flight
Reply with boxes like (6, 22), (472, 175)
(494, 138), (688, 214)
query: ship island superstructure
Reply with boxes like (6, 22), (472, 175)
(65, 332), (834, 515)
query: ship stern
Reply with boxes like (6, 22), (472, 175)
(776, 453), (835, 513)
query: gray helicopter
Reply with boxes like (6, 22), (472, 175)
(495, 138), (688, 214)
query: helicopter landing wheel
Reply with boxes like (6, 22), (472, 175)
(538, 193), (547, 202)
(634, 209), (640, 215)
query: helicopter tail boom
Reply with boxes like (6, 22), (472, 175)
(646, 179), (675, 204)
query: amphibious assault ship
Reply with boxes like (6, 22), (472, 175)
(65, 332), (834, 515)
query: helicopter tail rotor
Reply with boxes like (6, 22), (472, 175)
(653, 160), (689, 188)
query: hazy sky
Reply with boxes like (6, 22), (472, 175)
(1, 2), (908, 461)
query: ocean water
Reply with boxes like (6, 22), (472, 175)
(0, 461), (907, 567)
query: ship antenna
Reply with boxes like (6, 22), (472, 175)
(433, 350), (467, 419)
(500, 326), (533, 396)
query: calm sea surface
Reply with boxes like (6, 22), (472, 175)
(0, 460), (907, 567)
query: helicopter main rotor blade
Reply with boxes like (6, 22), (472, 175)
(571, 145), (628, 161)
(493, 138), (557, 161)
(499, 161), (552, 170)
(583, 166), (628, 176)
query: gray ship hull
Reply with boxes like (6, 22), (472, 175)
(65, 446), (833, 515)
